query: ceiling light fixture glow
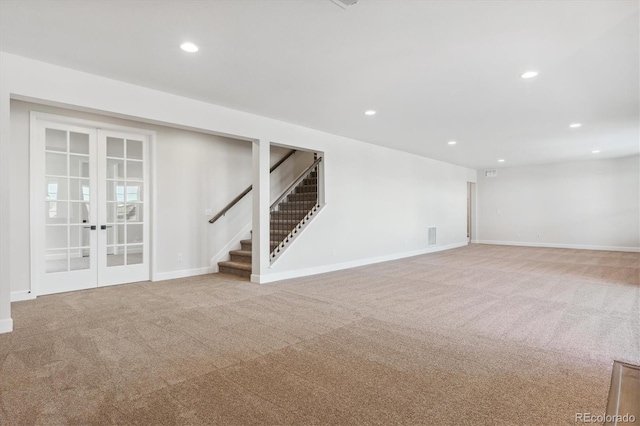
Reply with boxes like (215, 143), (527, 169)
(498, 159), (505, 162)
(592, 150), (600, 154)
(448, 141), (457, 145)
(521, 71), (538, 79)
(569, 123), (582, 128)
(180, 42), (199, 53)
(364, 110), (376, 116)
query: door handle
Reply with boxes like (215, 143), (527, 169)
(83, 225), (97, 230)
(100, 225), (113, 230)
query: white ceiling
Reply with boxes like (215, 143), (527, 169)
(1, 0), (638, 169)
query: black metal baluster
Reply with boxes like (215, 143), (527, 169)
(269, 156), (321, 261)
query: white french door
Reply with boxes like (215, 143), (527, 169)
(97, 129), (149, 286)
(31, 115), (150, 295)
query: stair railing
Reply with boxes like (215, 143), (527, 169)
(209, 149), (296, 224)
(270, 157), (322, 261)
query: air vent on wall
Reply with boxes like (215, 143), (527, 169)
(330, 0), (359, 9)
(484, 169), (498, 178)
(428, 227), (437, 246)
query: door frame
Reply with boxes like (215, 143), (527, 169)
(29, 111), (157, 297)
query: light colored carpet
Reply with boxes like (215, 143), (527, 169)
(1, 244), (638, 425)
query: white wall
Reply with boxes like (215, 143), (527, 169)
(476, 156), (640, 251)
(0, 52), (475, 331)
(0, 69), (11, 333)
(266, 145), (473, 280)
(10, 100), (313, 295)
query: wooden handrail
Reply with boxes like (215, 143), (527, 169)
(209, 149), (296, 224)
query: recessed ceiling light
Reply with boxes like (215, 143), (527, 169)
(498, 159), (505, 162)
(448, 141), (457, 145)
(592, 150), (600, 154)
(521, 71), (538, 79)
(364, 110), (376, 116)
(569, 123), (582, 128)
(180, 42), (199, 53)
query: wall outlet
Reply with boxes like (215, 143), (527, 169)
(537, 233), (541, 239)
(205, 209), (212, 216)
(177, 253), (183, 263)
(516, 233), (521, 238)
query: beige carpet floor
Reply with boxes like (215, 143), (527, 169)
(1, 244), (638, 425)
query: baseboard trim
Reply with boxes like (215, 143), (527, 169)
(475, 240), (640, 253)
(0, 318), (13, 334)
(252, 241), (468, 284)
(153, 266), (215, 282)
(11, 290), (36, 302)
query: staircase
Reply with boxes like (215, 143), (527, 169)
(218, 169), (319, 278)
(218, 238), (253, 277)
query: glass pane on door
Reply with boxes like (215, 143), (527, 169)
(70, 248), (90, 271)
(45, 128), (67, 152)
(45, 249), (68, 273)
(106, 137), (124, 158)
(69, 156), (90, 178)
(106, 246), (126, 267)
(69, 202), (90, 224)
(69, 132), (89, 154)
(105, 137), (145, 268)
(44, 127), (92, 275)
(126, 139), (143, 160)
(127, 245), (143, 265)
(45, 152), (67, 176)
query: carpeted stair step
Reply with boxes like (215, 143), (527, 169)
(277, 201), (316, 210)
(270, 231), (295, 240)
(288, 192), (318, 201)
(229, 250), (252, 263)
(272, 205), (312, 212)
(270, 218), (303, 226)
(271, 211), (313, 219)
(240, 239), (252, 251)
(271, 228), (292, 237)
(295, 185), (317, 193)
(218, 261), (252, 278)
(302, 178), (317, 185)
(271, 216), (306, 224)
(271, 208), (312, 216)
(271, 213), (307, 222)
